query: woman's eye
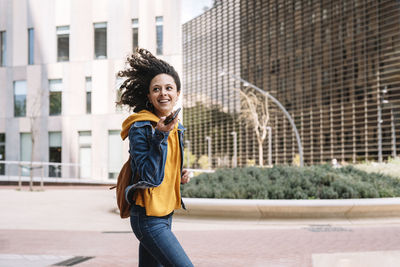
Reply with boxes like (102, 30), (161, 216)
(153, 87), (160, 92)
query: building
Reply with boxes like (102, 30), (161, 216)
(183, 0), (400, 167)
(182, 0), (241, 169)
(0, 0), (182, 180)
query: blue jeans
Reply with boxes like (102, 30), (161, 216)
(130, 205), (194, 267)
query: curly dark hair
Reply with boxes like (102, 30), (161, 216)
(116, 48), (181, 113)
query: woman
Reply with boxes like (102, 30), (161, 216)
(118, 48), (193, 267)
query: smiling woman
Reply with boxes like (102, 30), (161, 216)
(117, 48), (181, 114)
(147, 73), (180, 118)
(116, 48), (193, 267)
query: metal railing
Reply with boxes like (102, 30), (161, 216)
(0, 160), (85, 190)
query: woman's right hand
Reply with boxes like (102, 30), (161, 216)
(155, 115), (179, 132)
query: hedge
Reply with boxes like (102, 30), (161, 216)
(181, 165), (400, 199)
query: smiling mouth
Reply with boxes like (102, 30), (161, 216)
(158, 99), (170, 103)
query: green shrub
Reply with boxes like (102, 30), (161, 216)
(181, 164), (400, 199)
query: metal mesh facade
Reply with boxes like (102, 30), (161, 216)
(182, 0), (242, 168)
(183, 0), (400, 167)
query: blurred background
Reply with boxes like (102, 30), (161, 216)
(0, 0), (399, 184)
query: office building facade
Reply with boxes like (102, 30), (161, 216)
(0, 0), (182, 180)
(183, 0), (400, 167)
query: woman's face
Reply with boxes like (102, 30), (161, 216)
(148, 74), (180, 117)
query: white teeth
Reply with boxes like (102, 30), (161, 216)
(159, 100), (169, 103)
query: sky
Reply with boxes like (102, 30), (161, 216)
(181, 0), (214, 24)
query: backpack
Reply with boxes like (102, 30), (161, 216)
(110, 157), (135, 219)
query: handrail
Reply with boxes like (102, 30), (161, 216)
(0, 160), (80, 166)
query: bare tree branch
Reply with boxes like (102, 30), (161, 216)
(27, 88), (45, 191)
(238, 88), (270, 166)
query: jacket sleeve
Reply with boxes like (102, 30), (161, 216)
(128, 124), (169, 186)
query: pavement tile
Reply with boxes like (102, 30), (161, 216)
(312, 250), (400, 267)
(0, 254), (71, 267)
(3, 225), (400, 267)
(1, 187), (400, 266)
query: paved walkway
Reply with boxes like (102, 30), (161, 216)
(1, 186), (400, 267)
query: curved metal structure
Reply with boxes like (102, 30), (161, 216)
(221, 70), (304, 167)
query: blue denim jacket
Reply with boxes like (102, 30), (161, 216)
(124, 120), (185, 206)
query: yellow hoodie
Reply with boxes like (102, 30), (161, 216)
(121, 110), (182, 216)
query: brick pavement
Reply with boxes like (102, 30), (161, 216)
(1, 187), (400, 266)
(1, 224), (400, 266)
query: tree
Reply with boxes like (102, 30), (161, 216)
(26, 88), (45, 191)
(239, 88), (270, 167)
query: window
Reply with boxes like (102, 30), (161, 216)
(28, 28), (34, 65)
(0, 31), (5, 66)
(56, 26), (69, 62)
(155, 16), (163, 55)
(79, 131), (91, 178)
(108, 130), (122, 179)
(0, 133), (5, 175)
(86, 77), (92, 114)
(94, 22), (107, 59)
(132, 19), (139, 51)
(20, 133), (32, 176)
(49, 132), (62, 177)
(14, 81), (27, 117)
(49, 79), (62, 115)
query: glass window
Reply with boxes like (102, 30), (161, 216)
(108, 130), (122, 179)
(156, 16), (163, 55)
(49, 132), (62, 177)
(0, 31), (5, 66)
(79, 131), (91, 178)
(86, 77), (92, 114)
(0, 133), (5, 175)
(56, 26), (69, 62)
(28, 28), (34, 65)
(49, 79), (62, 116)
(94, 22), (107, 59)
(14, 81), (27, 117)
(132, 19), (139, 51)
(20, 133), (32, 176)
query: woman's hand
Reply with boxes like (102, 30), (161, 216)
(181, 169), (191, 184)
(155, 115), (179, 132)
